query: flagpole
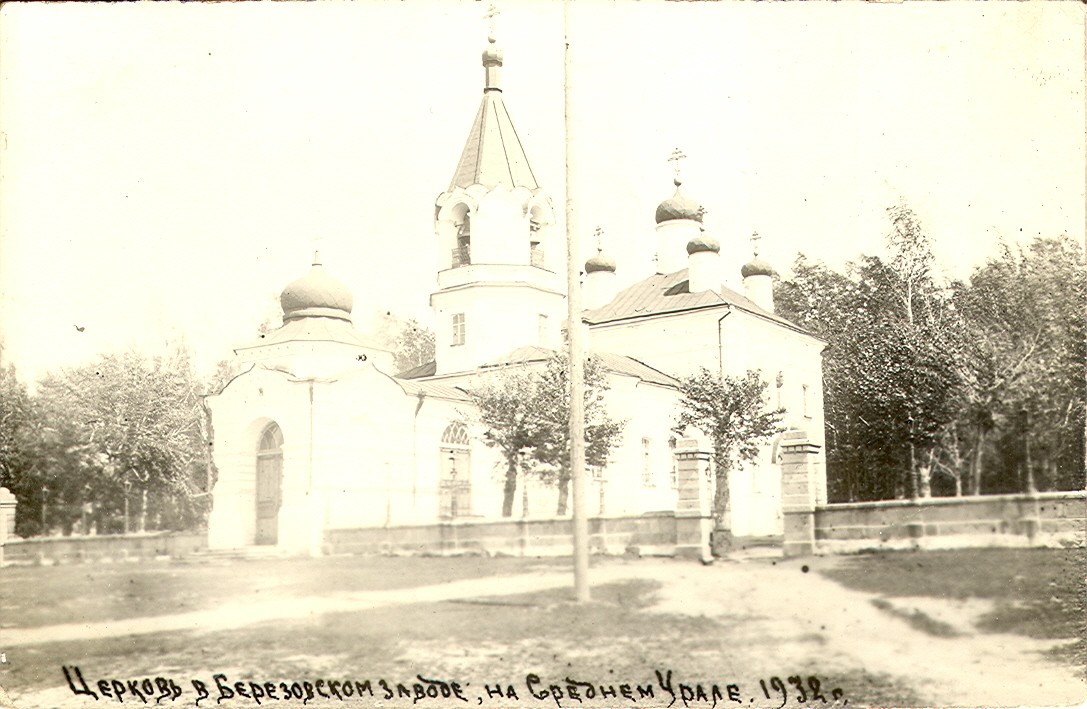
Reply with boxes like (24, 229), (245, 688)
(563, 0), (590, 603)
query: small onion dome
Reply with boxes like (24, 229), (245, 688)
(741, 257), (775, 278)
(585, 247), (616, 274)
(482, 36), (503, 66)
(280, 254), (354, 323)
(686, 234), (720, 255)
(655, 178), (705, 224)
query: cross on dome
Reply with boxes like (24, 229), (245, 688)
(484, 3), (500, 41)
(668, 148), (687, 185)
(593, 226), (605, 250)
(741, 230), (775, 279)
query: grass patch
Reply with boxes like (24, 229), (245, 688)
(822, 547), (1087, 673)
(869, 598), (960, 637)
(0, 555), (568, 629)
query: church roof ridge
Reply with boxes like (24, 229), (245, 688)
(583, 269), (823, 341)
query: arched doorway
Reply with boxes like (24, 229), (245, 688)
(255, 423), (283, 545)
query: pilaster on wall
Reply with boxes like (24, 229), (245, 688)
(780, 429), (821, 557)
(0, 487), (16, 567)
(674, 439), (713, 562)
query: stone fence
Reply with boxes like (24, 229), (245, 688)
(778, 433), (1086, 555)
(812, 491), (1086, 553)
(324, 512), (678, 557)
(326, 441), (717, 558)
(2, 531), (208, 565)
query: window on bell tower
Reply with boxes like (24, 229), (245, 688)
(451, 313), (466, 346)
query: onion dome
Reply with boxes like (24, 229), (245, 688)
(280, 253), (354, 323)
(686, 234), (720, 255)
(739, 258), (773, 278)
(585, 247), (616, 274)
(741, 230), (775, 278)
(655, 178), (705, 224)
(741, 257), (775, 278)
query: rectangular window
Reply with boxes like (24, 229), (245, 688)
(451, 313), (465, 346)
(537, 314), (548, 344)
(802, 383), (810, 418)
(641, 437), (654, 488)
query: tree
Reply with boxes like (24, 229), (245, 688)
(777, 204), (965, 501)
(673, 368), (784, 555)
(778, 216), (1085, 500)
(31, 345), (211, 534)
(391, 318), (436, 373)
(469, 351), (625, 518)
(954, 235), (1086, 493)
(0, 364), (33, 492)
(0, 364), (53, 536)
(373, 312), (436, 373)
(469, 368), (540, 517)
(529, 353), (625, 516)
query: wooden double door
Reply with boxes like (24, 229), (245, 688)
(255, 451), (282, 545)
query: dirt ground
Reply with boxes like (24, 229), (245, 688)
(2, 553), (1084, 709)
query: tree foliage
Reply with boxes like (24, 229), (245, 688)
(374, 312), (436, 374)
(470, 368), (539, 518)
(1, 346), (216, 536)
(673, 368), (784, 553)
(777, 202), (1085, 500)
(469, 351), (625, 517)
(528, 353), (625, 516)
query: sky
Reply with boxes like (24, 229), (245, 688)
(1, 1), (1083, 385)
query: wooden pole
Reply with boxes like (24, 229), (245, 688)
(564, 0), (589, 603)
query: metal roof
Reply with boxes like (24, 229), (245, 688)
(449, 92), (538, 191)
(398, 346), (678, 389)
(396, 378), (471, 402)
(481, 345), (679, 388)
(235, 317), (388, 352)
(396, 360), (437, 380)
(582, 268), (815, 337)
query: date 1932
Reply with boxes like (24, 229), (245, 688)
(758, 676), (846, 707)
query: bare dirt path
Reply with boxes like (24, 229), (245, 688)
(637, 556), (1085, 708)
(4, 556), (1084, 708)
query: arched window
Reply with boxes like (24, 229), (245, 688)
(258, 423), (283, 453)
(255, 423), (283, 545)
(529, 205), (546, 268)
(452, 204), (471, 267)
(439, 423), (471, 518)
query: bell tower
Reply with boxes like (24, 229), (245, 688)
(431, 8), (564, 375)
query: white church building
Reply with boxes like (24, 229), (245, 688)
(205, 30), (827, 556)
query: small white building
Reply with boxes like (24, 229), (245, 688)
(205, 31), (826, 554)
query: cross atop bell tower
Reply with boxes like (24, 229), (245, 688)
(484, 3), (500, 39)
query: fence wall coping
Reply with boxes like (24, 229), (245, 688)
(816, 490), (1085, 513)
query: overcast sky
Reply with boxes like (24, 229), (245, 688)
(1, 1), (1083, 384)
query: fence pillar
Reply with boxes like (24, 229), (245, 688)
(780, 430), (821, 557)
(0, 487), (16, 567)
(674, 440), (713, 563)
